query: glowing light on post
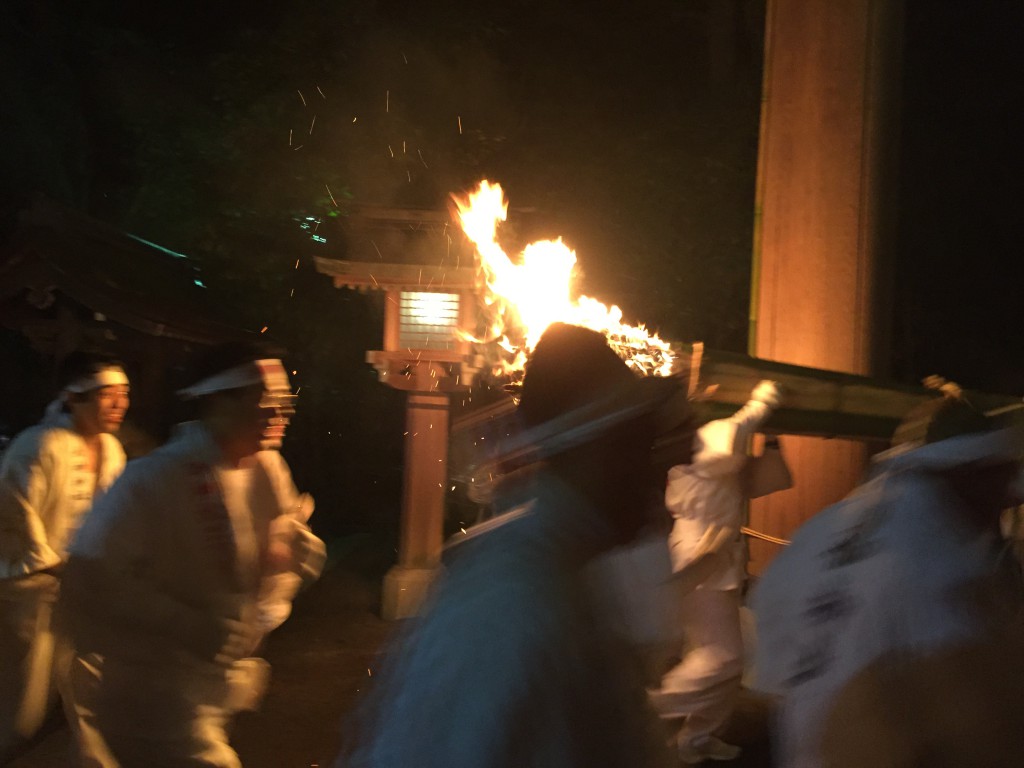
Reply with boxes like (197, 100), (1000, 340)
(398, 291), (461, 351)
(453, 180), (674, 377)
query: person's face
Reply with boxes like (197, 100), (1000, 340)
(71, 384), (130, 436)
(257, 389), (295, 450)
(211, 384), (294, 460)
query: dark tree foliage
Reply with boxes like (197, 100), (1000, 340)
(2, 0), (767, 532)
(3, 0), (765, 341)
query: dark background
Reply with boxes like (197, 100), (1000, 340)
(2, 0), (1022, 535)
(892, 1), (1024, 394)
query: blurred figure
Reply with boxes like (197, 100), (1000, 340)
(650, 380), (787, 764)
(0, 353), (129, 758)
(60, 342), (325, 767)
(753, 391), (1024, 768)
(340, 323), (689, 768)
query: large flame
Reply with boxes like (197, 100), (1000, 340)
(453, 180), (674, 378)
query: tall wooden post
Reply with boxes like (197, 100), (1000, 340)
(382, 363), (451, 620)
(748, 0), (902, 575)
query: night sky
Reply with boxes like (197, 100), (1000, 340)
(2, 1), (1022, 494)
(892, 2), (1024, 393)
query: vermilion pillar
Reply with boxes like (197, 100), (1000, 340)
(748, 0), (902, 575)
(382, 364), (451, 620)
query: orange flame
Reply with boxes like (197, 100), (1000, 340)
(453, 180), (674, 378)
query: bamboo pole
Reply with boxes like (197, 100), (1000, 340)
(682, 343), (1020, 441)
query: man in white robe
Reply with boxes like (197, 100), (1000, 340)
(0, 353), (129, 759)
(753, 395), (1024, 767)
(651, 380), (786, 763)
(339, 323), (690, 768)
(61, 343), (324, 767)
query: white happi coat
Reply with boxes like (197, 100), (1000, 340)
(665, 396), (774, 591)
(752, 428), (1024, 768)
(0, 412), (125, 752)
(65, 421), (322, 706)
(342, 471), (672, 768)
(0, 412), (125, 577)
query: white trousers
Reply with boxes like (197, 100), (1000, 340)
(56, 647), (121, 767)
(92, 661), (242, 768)
(0, 573), (59, 757)
(651, 588), (744, 746)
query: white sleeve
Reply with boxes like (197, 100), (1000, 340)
(727, 397), (775, 446)
(258, 450), (309, 519)
(255, 452), (325, 632)
(0, 432), (62, 576)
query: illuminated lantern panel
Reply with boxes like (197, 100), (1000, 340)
(398, 291), (461, 351)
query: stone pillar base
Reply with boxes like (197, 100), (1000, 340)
(381, 565), (438, 620)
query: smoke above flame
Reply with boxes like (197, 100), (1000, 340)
(453, 180), (674, 378)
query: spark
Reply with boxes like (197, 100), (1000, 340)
(317, 85), (326, 99)
(352, 117), (357, 123)
(418, 149), (428, 168)
(370, 274), (379, 286)
(293, 145), (303, 151)
(386, 90), (389, 112)
(289, 288), (295, 297)
(388, 145), (394, 158)
(260, 326), (268, 334)
(407, 170), (412, 182)
(309, 115), (317, 134)
(288, 129), (292, 146)
(371, 240), (383, 260)
(402, 140), (406, 154)
(402, 52), (408, 64)
(294, 259), (300, 269)
(325, 184), (338, 207)
(297, 90), (306, 106)
(457, 116), (463, 134)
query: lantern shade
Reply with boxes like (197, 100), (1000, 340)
(314, 204), (479, 357)
(314, 204), (484, 388)
(398, 291), (462, 351)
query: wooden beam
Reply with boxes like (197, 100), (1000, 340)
(314, 257), (477, 291)
(683, 344), (1020, 440)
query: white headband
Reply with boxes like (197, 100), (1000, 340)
(63, 366), (130, 394)
(178, 359), (291, 399)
